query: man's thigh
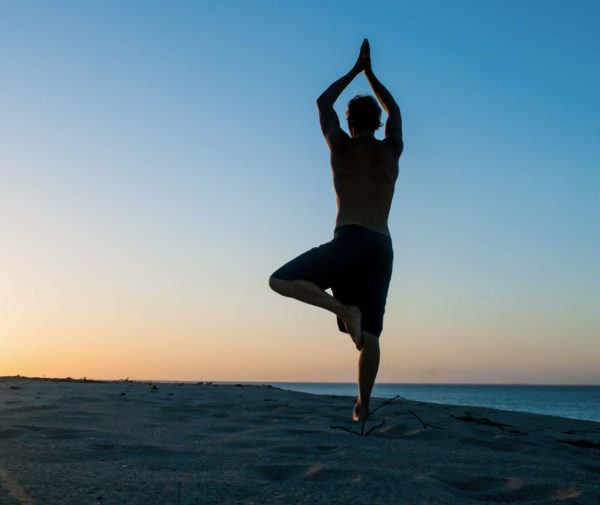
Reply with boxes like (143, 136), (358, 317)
(270, 238), (350, 290)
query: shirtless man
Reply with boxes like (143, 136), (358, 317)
(269, 39), (403, 421)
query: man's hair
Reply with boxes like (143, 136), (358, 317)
(346, 95), (383, 132)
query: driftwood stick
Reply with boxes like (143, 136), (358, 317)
(405, 410), (443, 430)
(330, 395), (443, 436)
(329, 425), (363, 436)
(330, 395), (399, 437)
(367, 395), (401, 418)
(364, 418), (386, 436)
(407, 410), (426, 429)
(374, 401), (444, 430)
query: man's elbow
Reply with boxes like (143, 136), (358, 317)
(387, 104), (401, 116)
(316, 95), (331, 109)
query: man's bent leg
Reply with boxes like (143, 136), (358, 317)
(269, 277), (363, 348)
(353, 331), (380, 421)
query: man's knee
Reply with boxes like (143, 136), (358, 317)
(269, 275), (287, 293)
(362, 331), (380, 350)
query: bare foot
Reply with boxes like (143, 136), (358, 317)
(342, 306), (363, 350)
(353, 399), (369, 422)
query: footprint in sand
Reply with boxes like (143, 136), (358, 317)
(302, 463), (341, 482)
(287, 428), (320, 436)
(373, 423), (446, 441)
(269, 444), (340, 456)
(208, 423), (241, 434)
(458, 435), (523, 453)
(250, 463), (341, 482)
(0, 427), (26, 440)
(251, 464), (304, 481)
(15, 425), (91, 440)
(210, 411), (229, 418)
(429, 472), (581, 502)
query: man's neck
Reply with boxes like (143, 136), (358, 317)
(352, 131), (375, 140)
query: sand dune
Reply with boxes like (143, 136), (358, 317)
(1, 377), (599, 504)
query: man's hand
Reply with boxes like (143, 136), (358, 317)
(352, 38), (372, 74)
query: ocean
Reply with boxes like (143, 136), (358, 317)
(257, 383), (600, 423)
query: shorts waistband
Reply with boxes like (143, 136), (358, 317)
(334, 223), (392, 241)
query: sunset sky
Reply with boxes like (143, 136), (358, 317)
(2, 1), (599, 383)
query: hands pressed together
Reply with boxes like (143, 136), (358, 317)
(352, 38), (372, 75)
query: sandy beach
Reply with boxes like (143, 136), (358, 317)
(1, 377), (599, 504)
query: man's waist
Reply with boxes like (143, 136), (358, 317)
(334, 220), (391, 239)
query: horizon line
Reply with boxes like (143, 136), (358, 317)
(4, 376), (600, 387)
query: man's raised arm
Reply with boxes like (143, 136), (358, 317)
(363, 49), (404, 156)
(316, 40), (370, 145)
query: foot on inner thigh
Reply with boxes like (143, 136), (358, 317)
(341, 306), (363, 350)
(353, 399), (369, 422)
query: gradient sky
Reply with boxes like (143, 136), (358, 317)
(1, 0), (599, 383)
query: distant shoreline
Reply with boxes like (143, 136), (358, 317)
(4, 376), (599, 386)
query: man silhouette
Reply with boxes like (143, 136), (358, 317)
(269, 39), (403, 421)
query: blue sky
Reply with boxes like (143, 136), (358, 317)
(1, 1), (599, 382)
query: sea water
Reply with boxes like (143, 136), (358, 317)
(260, 383), (600, 423)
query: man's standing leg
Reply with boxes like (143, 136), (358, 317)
(354, 331), (380, 421)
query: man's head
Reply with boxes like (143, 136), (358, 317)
(346, 95), (382, 137)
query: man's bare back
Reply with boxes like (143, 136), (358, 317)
(331, 136), (399, 236)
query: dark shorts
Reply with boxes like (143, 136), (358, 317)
(271, 224), (393, 337)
